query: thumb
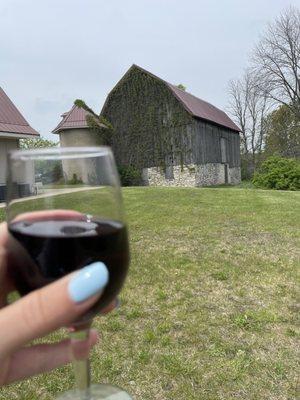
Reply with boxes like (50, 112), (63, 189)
(0, 262), (108, 355)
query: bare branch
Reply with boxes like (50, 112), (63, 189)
(252, 6), (300, 116)
(227, 71), (270, 164)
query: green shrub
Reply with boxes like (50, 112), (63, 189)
(67, 173), (83, 185)
(118, 165), (141, 186)
(252, 156), (300, 190)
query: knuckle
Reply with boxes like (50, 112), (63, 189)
(21, 289), (48, 333)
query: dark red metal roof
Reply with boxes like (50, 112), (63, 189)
(53, 104), (107, 133)
(52, 105), (89, 133)
(0, 87), (39, 136)
(52, 105), (91, 133)
(167, 83), (240, 132)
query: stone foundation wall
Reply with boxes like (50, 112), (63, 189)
(145, 165), (196, 187)
(228, 166), (241, 185)
(195, 163), (224, 186)
(143, 163), (241, 187)
(196, 164), (241, 186)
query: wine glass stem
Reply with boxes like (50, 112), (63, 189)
(69, 328), (92, 399)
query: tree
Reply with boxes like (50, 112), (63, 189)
(20, 137), (58, 149)
(228, 71), (269, 176)
(176, 84), (186, 91)
(19, 137), (61, 183)
(252, 6), (300, 118)
(264, 104), (300, 158)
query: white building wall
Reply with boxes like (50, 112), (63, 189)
(59, 129), (102, 183)
(59, 129), (103, 147)
(0, 139), (18, 184)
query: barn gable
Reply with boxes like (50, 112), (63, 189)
(101, 65), (195, 168)
(102, 65), (240, 132)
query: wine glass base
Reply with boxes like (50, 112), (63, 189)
(56, 384), (133, 399)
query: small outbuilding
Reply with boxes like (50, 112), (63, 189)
(0, 87), (39, 201)
(52, 104), (106, 147)
(101, 65), (241, 187)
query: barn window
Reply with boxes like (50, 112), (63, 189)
(220, 138), (227, 163)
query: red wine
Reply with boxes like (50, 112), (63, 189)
(9, 216), (129, 319)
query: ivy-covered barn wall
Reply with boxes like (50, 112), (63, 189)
(101, 67), (195, 169)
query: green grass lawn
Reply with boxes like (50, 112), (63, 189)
(0, 187), (299, 400)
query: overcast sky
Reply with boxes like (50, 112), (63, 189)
(0, 0), (298, 139)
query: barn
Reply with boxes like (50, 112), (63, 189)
(101, 65), (241, 187)
(0, 87), (39, 201)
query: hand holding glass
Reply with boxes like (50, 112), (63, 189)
(6, 147), (132, 399)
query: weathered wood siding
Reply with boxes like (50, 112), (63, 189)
(192, 120), (240, 167)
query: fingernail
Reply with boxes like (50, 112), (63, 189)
(68, 262), (109, 303)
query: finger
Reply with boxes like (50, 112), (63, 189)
(0, 223), (14, 306)
(12, 209), (83, 223)
(3, 330), (98, 385)
(0, 222), (8, 247)
(0, 261), (109, 355)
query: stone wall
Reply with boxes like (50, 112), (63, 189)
(195, 163), (224, 186)
(195, 164), (240, 186)
(228, 166), (241, 185)
(144, 165), (196, 187)
(143, 163), (241, 187)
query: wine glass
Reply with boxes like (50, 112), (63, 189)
(6, 147), (132, 399)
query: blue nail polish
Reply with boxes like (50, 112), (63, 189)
(68, 262), (109, 303)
